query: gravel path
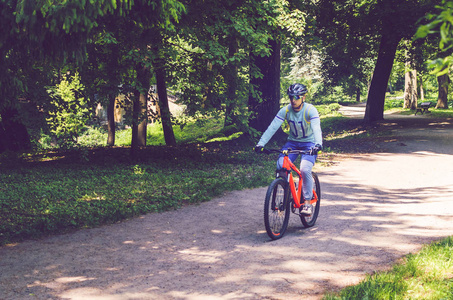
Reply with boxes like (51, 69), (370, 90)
(1, 105), (453, 300)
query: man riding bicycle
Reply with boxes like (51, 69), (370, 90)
(255, 83), (323, 216)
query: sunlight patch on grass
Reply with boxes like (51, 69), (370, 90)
(80, 194), (105, 202)
(206, 132), (243, 143)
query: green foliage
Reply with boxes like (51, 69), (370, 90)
(316, 103), (342, 116)
(324, 236), (453, 300)
(77, 127), (108, 147)
(169, 0), (306, 129)
(415, 1), (453, 75)
(46, 72), (91, 147)
(307, 84), (363, 106)
(384, 97), (405, 110)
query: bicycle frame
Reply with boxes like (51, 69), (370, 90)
(280, 150), (318, 209)
(261, 147), (322, 239)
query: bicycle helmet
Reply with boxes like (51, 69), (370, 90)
(287, 83), (308, 99)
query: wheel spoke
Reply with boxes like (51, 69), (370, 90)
(264, 178), (290, 240)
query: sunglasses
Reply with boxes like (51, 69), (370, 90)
(289, 95), (301, 100)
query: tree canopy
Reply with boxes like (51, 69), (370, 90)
(0, 0), (448, 153)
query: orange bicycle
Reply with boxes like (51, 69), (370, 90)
(259, 148), (321, 240)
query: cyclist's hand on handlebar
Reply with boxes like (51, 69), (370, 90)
(254, 145), (264, 153)
(310, 144), (323, 155)
(255, 145), (272, 154)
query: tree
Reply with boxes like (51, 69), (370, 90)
(415, 0), (453, 109)
(310, 0), (378, 103)
(365, 29), (401, 122)
(0, 0), (35, 152)
(248, 40), (282, 132)
(82, 25), (125, 147)
(398, 40), (418, 110)
(364, 0), (437, 123)
(436, 73), (449, 108)
(46, 72), (91, 146)
(153, 37), (177, 146)
(415, 1), (453, 74)
(404, 65), (418, 110)
(172, 0), (304, 138)
(247, 1), (306, 134)
(0, 0), (131, 153)
(126, 0), (185, 148)
(131, 65), (151, 150)
(393, 36), (436, 106)
(310, 0), (438, 123)
(1, 0), (185, 154)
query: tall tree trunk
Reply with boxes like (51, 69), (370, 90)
(356, 87), (361, 102)
(420, 76), (425, 101)
(0, 107), (31, 153)
(149, 92), (161, 123)
(436, 74), (449, 109)
(248, 40), (281, 132)
(137, 92), (147, 146)
(130, 90), (141, 156)
(224, 37), (239, 128)
(130, 65), (149, 155)
(364, 32), (400, 123)
(107, 96), (116, 146)
(136, 66), (148, 147)
(404, 64), (418, 110)
(154, 58), (176, 146)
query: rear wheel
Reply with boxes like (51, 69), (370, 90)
(300, 172), (321, 228)
(264, 177), (291, 240)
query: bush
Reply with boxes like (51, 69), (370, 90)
(46, 72), (91, 147)
(317, 103), (342, 116)
(327, 103), (341, 112)
(78, 127), (108, 147)
(384, 99), (404, 110)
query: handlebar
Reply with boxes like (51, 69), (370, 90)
(258, 148), (320, 155)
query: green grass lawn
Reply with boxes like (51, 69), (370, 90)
(0, 145), (276, 245)
(384, 96), (453, 118)
(324, 237), (453, 300)
(78, 116), (226, 147)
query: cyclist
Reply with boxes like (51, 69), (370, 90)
(255, 83), (323, 215)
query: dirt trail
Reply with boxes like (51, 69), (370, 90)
(1, 105), (453, 300)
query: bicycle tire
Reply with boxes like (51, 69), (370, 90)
(264, 177), (291, 240)
(300, 172), (321, 228)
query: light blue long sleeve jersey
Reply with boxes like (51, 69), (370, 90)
(257, 103), (322, 147)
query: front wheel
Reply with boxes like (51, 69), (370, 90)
(300, 172), (321, 228)
(264, 177), (291, 240)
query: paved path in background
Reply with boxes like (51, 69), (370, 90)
(1, 105), (453, 300)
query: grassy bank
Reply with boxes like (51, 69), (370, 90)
(0, 144), (276, 245)
(324, 236), (453, 299)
